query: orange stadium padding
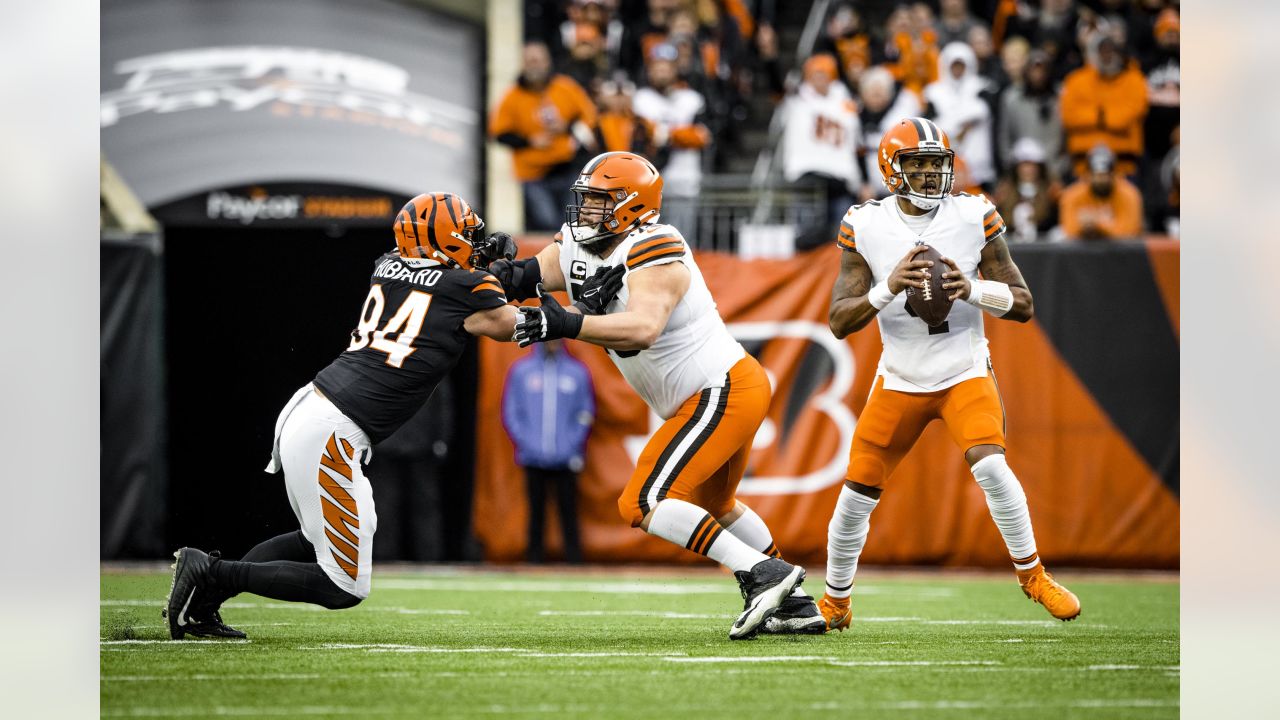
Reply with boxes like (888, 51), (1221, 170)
(474, 239), (1179, 569)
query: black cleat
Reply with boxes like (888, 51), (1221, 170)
(172, 609), (247, 640)
(759, 592), (827, 635)
(729, 558), (806, 640)
(163, 548), (245, 640)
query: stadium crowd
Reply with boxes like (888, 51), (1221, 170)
(495, 0), (1179, 242)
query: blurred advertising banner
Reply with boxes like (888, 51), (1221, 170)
(101, 0), (482, 211)
(151, 183), (405, 227)
(475, 240), (1180, 569)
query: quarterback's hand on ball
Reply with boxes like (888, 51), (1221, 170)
(514, 284), (584, 348)
(887, 245), (935, 294)
(572, 264), (625, 315)
(939, 257), (970, 302)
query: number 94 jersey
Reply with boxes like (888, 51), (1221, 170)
(313, 252), (507, 443)
(839, 194), (1007, 393)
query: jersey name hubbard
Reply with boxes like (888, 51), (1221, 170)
(559, 222), (744, 419)
(313, 252), (507, 442)
(839, 194), (1007, 393)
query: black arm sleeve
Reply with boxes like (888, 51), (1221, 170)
(495, 132), (531, 149)
(490, 257), (544, 302)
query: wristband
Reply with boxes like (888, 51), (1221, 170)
(867, 281), (896, 310)
(563, 310), (584, 339)
(965, 279), (1014, 316)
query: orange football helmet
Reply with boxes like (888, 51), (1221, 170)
(393, 192), (485, 269)
(566, 151), (663, 244)
(877, 117), (955, 210)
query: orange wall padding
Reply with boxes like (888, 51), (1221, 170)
(473, 240), (1179, 569)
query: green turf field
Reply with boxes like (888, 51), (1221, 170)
(101, 567), (1178, 719)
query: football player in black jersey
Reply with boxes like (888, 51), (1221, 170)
(163, 193), (524, 639)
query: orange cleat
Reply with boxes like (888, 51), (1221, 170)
(818, 593), (852, 632)
(1017, 565), (1081, 621)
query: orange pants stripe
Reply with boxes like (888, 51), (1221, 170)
(618, 355), (771, 526)
(845, 372), (1007, 489)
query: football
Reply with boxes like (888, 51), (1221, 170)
(903, 244), (953, 327)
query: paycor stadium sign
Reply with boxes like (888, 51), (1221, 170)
(153, 184), (404, 227)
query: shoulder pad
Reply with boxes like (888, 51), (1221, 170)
(624, 224), (687, 272)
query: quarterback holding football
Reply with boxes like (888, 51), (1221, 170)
(820, 117), (1081, 630)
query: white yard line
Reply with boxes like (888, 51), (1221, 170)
(100, 639), (250, 646)
(101, 707), (400, 717)
(1086, 664), (1181, 671)
(371, 578), (953, 597)
(102, 599), (469, 615)
(310, 643), (690, 659)
(537, 610), (734, 619)
(665, 656), (1002, 667)
(103, 672), (412, 682)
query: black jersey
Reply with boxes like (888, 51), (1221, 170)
(313, 252), (507, 443)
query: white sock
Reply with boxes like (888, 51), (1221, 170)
(723, 503), (781, 558)
(724, 503), (807, 596)
(648, 499), (766, 573)
(971, 454), (1039, 570)
(825, 485), (879, 598)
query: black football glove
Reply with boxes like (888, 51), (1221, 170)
(515, 284), (585, 348)
(572, 264), (625, 315)
(472, 232), (518, 270)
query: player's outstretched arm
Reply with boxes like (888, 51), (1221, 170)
(535, 238), (567, 292)
(488, 236), (568, 300)
(974, 236), (1034, 323)
(829, 246), (932, 338)
(576, 261), (689, 350)
(464, 304), (522, 342)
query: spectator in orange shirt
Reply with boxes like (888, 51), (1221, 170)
(883, 3), (940, 98)
(814, 3), (872, 92)
(905, 3), (942, 97)
(1059, 34), (1148, 179)
(594, 79), (666, 164)
(1059, 145), (1143, 241)
(490, 41), (599, 231)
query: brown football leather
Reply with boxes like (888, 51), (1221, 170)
(903, 244), (954, 327)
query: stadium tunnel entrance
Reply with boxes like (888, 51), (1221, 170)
(100, 0), (486, 561)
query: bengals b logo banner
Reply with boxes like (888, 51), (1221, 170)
(473, 240), (1179, 568)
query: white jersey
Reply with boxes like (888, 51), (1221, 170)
(841, 193), (1004, 393)
(632, 87), (704, 197)
(559, 222), (744, 419)
(781, 82), (863, 192)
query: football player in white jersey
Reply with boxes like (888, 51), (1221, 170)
(490, 151), (818, 639)
(819, 118), (1082, 631)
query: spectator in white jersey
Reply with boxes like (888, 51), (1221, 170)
(924, 41), (996, 190)
(782, 53), (864, 249)
(633, 42), (711, 245)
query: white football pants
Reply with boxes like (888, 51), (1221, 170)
(265, 383), (376, 598)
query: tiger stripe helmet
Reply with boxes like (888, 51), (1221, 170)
(878, 117), (956, 210)
(566, 151), (663, 244)
(393, 192), (485, 269)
